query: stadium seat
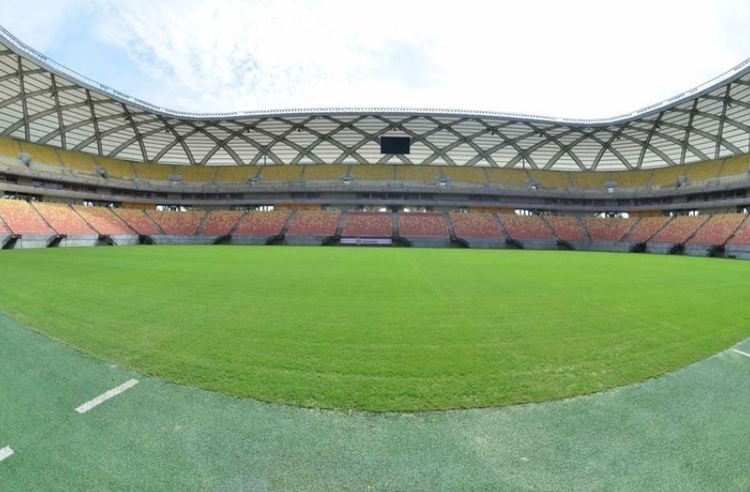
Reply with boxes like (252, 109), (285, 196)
(398, 212), (450, 238)
(58, 149), (98, 174)
(94, 157), (136, 180)
(396, 165), (439, 184)
(623, 216), (672, 243)
(527, 170), (571, 189)
(687, 214), (747, 245)
(569, 172), (611, 190)
(649, 166), (686, 189)
(234, 210), (291, 236)
(133, 162), (176, 181)
(0, 199), (55, 235)
(341, 212), (393, 237)
(349, 164), (395, 181)
(685, 159), (722, 183)
(449, 212), (503, 239)
(649, 216), (708, 244)
(582, 217), (637, 242)
(147, 210), (207, 235)
(258, 164), (303, 181)
(610, 169), (652, 189)
(200, 211), (244, 236)
(286, 210), (341, 236)
(544, 216), (587, 242)
(719, 154), (750, 177)
(442, 166), (488, 185)
(302, 164), (349, 181)
(18, 141), (62, 167)
(497, 214), (555, 241)
(73, 205), (136, 235)
(113, 209), (163, 235)
(485, 168), (528, 188)
(214, 166), (260, 183)
(726, 215), (750, 246)
(32, 202), (96, 235)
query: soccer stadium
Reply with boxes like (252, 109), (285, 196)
(1, 10), (750, 491)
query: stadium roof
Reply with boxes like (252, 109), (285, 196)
(1, 26), (750, 171)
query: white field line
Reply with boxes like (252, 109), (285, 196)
(75, 379), (139, 414)
(0, 446), (14, 462)
(733, 349), (750, 359)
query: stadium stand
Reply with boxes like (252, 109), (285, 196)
(485, 168), (528, 188)
(302, 164), (349, 181)
(341, 212), (393, 237)
(133, 162), (176, 181)
(685, 159), (723, 183)
(32, 202), (95, 235)
(0, 136), (20, 160)
(0, 199), (55, 235)
(396, 165), (439, 183)
(622, 216), (672, 243)
(174, 165), (219, 183)
(73, 205), (135, 235)
(719, 154), (750, 177)
(686, 214), (746, 245)
(113, 208), (163, 235)
(234, 210), (291, 236)
(286, 210), (341, 236)
(349, 164), (395, 181)
(258, 164), (303, 181)
(214, 166), (259, 182)
(544, 216), (587, 242)
(649, 215), (708, 244)
(442, 166), (488, 185)
(19, 141), (61, 166)
(497, 214), (555, 241)
(449, 212), (504, 238)
(582, 217), (638, 242)
(146, 210), (206, 236)
(726, 216), (750, 246)
(610, 169), (652, 188)
(527, 170), (571, 189)
(58, 149), (98, 174)
(398, 212), (450, 238)
(650, 165), (686, 189)
(200, 211), (244, 236)
(569, 172), (611, 190)
(94, 157), (136, 180)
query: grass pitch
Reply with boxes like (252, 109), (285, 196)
(0, 246), (747, 411)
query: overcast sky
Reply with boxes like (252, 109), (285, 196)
(1, 0), (749, 119)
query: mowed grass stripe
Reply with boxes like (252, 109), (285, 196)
(0, 246), (748, 411)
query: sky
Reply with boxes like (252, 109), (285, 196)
(1, 0), (749, 119)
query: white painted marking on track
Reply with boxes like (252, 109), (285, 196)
(733, 349), (750, 359)
(0, 446), (14, 462)
(75, 379), (139, 414)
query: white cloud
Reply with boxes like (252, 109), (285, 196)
(4, 0), (750, 118)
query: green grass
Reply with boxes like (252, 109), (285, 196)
(0, 246), (748, 411)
